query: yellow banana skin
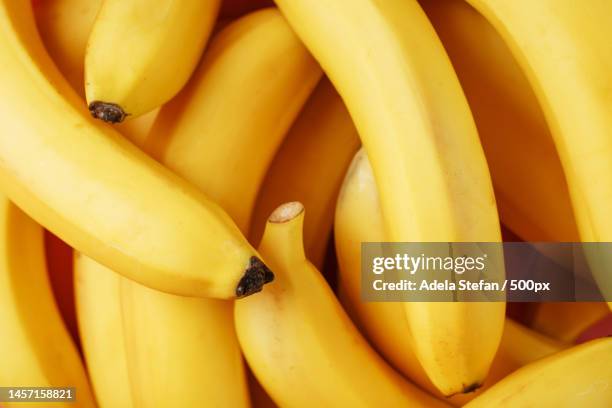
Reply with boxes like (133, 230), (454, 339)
(117, 9), (319, 407)
(85, 0), (220, 122)
(0, 0), (270, 299)
(465, 0), (612, 309)
(0, 196), (96, 408)
(146, 7), (322, 231)
(74, 255), (132, 408)
(34, 0), (159, 145)
(336, 150), (566, 405)
(235, 201), (449, 408)
(420, 0), (578, 242)
(467, 338), (612, 407)
(34, 0), (101, 97)
(120, 282), (249, 408)
(274, 0), (504, 395)
(250, 77), (360, 268)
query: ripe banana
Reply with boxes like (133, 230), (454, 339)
(145, 7), (321, 231)
(119, 282), (249, 407)
(33, 0), (101, 97)
(250, 77), (360, 269)
(34, 0), (159, 145)
(274, 0), (504, 394)
(0, 0), (271, 299)
(465, 0), (612, 309)
(235, 201), (449, 407)
(419, 0), (578, 242)
(0, 196), (96, 408)
(116, 8), (320, 407)
(335, 150), (566, 405)
(85, 0), (220, 122)
(74, 255), (133, 408)
(466, 338), (612, 407)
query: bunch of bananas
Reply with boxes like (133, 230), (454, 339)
(1, 0), (611, 407)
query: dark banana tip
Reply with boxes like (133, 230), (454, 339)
(88, 101), (127, 123)
(462, 383), (482, 394)
(235, 256), (275, 298)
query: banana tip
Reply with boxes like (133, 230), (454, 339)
(88, 101), (127, 123)
(235, 256), (274, 298)
(462, 382), (482, 394)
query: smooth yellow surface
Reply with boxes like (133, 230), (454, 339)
(34, 0), (101, 97)
(235, 202), (449, 407)
(467, 338), (612, 407)
(275, 0), (504, 394)
(0, 196), (95, 408)
(74, 255), (132, 408)
(336, 150), (564, 405)
(250, 77), (360, 268)
(116, 9), (320, 407)
(120, 281), (249, 408)
(34, 0), (159, 143)
(466, 0), (612, 309)
(85, 0), (220, 118)
(146, 8), (321, 231)
(421, 0), (578, 242)
(0, 0), (259, 299)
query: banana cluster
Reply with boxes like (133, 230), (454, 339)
(0, 0), (610, 407)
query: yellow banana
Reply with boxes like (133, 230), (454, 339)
(467, 338), (612, 407)
(235, 201), (449, 407)
(34, 0), (101, 97)
(452, 319), (567, 405)
(0, 196), (96, 408)
(34, 0), (159, 145)
(119, 283), (249, 407)
(74, 255), (132, 408)
(250, 77), (360, 268)
(274, 0), (504, 395)
(0, 0), (271, 299)
(420, 0), (578, 242)
(336, 150), (566, 405)
(85, 0), (220, 122)
(529, 302), (611, 344)
(145, 7), (321, 230)
(117, 8), (320, 407)
(465, 0), (612, 309)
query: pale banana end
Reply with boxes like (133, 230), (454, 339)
(85, 0), (221, 121)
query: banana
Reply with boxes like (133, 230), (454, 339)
(336, 150), (566, 405)
(0, 196), (96, 408)
(33, 0), (101, 98)
(250, 77), (360, 268)
(0, 0), (271, 299)
(466, 338), (612, 407)
(34, 0), (158, 145)
(85, 0), (220, 122)
(145, 7), (321, 230)
(465, 0), (612, 308)
(274, 0), (505, 395)
(116, 8), (320, 407)
(529, 302), (611, 343)
(419, 0), (578, 242)
(119, 283), (249, 407)
(74, 255), (133, 408)
(235, 201), (449, 407)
